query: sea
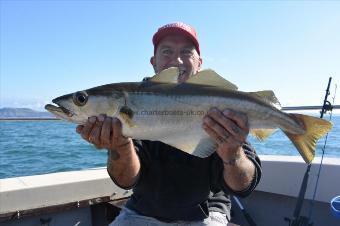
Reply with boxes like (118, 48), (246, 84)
(0, 114), (339, 179)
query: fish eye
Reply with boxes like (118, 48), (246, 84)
(73, 91), (88, 106)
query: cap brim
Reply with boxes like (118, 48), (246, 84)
(153, 27), (200, 55)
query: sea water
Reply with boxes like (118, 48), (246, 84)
(0, 115), (339, 179)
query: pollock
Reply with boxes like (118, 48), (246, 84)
(45, 68), (332, 163)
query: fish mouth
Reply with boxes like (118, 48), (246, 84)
(44, 103), (74, 118)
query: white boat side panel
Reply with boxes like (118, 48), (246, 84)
(0, 168), (132, 214)
(256, 155), (340, 203)
(1, 156), (339, 215)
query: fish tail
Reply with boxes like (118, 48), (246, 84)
(283, 114), (332, 164)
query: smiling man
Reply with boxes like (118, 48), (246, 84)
(150, 23), (202, 83)
(76, 22), (262, 226)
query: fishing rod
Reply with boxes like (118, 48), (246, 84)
(284, 77), (336, 226)
(232, 196), (257, 226)
(308, 79), (337, 221)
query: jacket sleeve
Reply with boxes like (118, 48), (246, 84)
(217, 142), (262, 197)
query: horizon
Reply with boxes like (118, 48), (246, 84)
(1, 1), (339, 112)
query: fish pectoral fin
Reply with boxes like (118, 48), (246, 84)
(149, 68), (238, 91)
(248, 90), (281, 109)
(185, 69), (238, 90)
(119, 106), (136, 127)
(149, 67), (179, 83)
(191, 138), (217, 158)
(250, 128), (277, 141)
(284, 114), (332, 164)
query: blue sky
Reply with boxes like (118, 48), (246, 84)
(1, 1), (339, 112)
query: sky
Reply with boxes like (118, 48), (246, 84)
(1, 0), (339, 113)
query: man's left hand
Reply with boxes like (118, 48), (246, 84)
(202, 108), (249, 163)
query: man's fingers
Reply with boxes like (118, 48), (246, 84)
(77, 115), (129, 150)
(203, 116), (229, 141)
(207, 109), (237, 134)
(222, 109), (249, 132)
(76, 125), (84, 134)
(101, 117), (112, 146)
(112, 118), (122, 139)
(88, 116), (104, 145)
(206, 108), (248, 143)
(94, 144), (105, 150)
(80, 116), (96, 140)
(202, 120), (229, 145)
(202, 122), (224, 144)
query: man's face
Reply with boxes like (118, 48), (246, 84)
(151, 34), (202, 83)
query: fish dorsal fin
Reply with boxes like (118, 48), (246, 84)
(149, 67), (179, 83)
(149, 67), (238, 90)
(248, 90), (281, 109)
(186, 69), (238, 90)
(250, 128), (277, 141)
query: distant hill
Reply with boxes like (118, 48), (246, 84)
(0, 108), (55, 118)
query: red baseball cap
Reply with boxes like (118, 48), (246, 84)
(152, 22), (200, 55)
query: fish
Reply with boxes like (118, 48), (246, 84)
(45, 67), (332, 163)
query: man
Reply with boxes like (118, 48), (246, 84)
(76, 22), (261, 225)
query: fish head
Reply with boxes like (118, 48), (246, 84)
(45, 85), (124, 124)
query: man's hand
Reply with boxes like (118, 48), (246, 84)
(76, 114), (132, 151)
(76, 114), (140, 188)
(202, 108), (255, 192)
(202, 108), (249, 163)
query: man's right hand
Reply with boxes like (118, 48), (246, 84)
(76, 114), (132, 151)
(76, 114), (140, 188)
